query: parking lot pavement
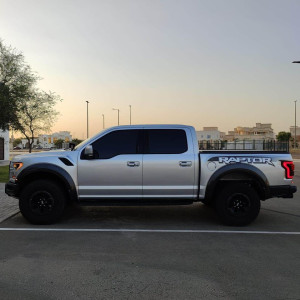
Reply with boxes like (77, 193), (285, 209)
(0, 165), (299, 299)
(0, 183), (19, 223)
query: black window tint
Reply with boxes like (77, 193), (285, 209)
(92, 130), (139, 159)
(146, 129), (187, 154)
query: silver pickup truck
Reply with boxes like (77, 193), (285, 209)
(5, 125), (297, 226)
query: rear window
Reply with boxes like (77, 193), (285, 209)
(146, 129), (188, 154)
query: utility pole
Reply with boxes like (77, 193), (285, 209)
(129, 105), (132, 125)
(295, 100), (297, 149)
(102, 114), (105, 129)
(112, 108), (120, 126)
(86, 101), (89, 138)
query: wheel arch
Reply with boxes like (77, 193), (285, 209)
(205, 163), (270, 201)
(17, 163), (78, 202)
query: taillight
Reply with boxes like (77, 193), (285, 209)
(281, 161), (294, 179)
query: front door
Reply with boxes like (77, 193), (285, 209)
(77, 129), (143, 200)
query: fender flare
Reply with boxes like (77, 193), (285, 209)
(17, 163), (78, 201)
(205, 163), (270, 200)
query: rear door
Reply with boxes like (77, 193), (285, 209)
(142, 128), (196, 199)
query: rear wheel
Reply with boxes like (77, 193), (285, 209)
(19, 180), (66, 224)
(215, 183), (260, 226)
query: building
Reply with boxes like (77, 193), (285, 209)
(39, 131), (72, 148)
(20, 138), (39, 149)
(19, 131), (72, 149)
(0, 130), (9, 160)
(225, 123), (275, 141)
(289, 126), (300, 142)
(196, 127), (226, 141)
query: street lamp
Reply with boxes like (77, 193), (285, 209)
(129, 105), (132, 125)
(295, 100), (297, 149)
(112, 108), (120, 126)
(292, 61), (300, 63)
(102, 114), (105, 129)
(86, 101), (90, 138)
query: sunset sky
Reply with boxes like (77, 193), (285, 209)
(1, 0), (300, 139)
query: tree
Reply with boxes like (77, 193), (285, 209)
(0, 40), (37, 130)
(71, 138), (83, 146)
(276, 131), (291, 141)
(0, 40), (62, 152)
(13, 138), (22, 147)
(54, 138), (64, 149)
(14, 91), (61, 153)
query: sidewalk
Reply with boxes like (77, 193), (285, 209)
(0, 183), (19, 223)
(0, 160), (9, 166)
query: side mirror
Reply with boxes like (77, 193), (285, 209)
(69, 143), (75, 150)
(84, 145), (94, 159)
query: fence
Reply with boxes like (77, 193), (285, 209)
(198, 140), (289, 152)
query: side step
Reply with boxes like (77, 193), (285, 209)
(78, 199), (194, 206)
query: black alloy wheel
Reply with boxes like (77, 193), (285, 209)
(29, 191), (55, 215)
(215, 183), (260, 226)
(19, 180), (66, 224)
(226, 192), (251, 217)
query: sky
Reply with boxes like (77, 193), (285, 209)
(0, 0), (300, 139)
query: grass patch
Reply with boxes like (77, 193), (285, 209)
(0, 165), (9, 183)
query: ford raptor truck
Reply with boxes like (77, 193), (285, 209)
(5, 125), (297, 225)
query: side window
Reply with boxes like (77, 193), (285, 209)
(91, 130), (139, 159)
(146, 129), (188, 154)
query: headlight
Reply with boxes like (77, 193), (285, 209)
(12, 162), (23, 171)
(9, 162), (23, 182)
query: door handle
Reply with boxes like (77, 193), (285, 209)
(179, 161), (192, 167)
(127, 161), (140, 167)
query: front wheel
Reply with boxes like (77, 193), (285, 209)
(19, 180), (66, 225)
(215, 183), (260, 226)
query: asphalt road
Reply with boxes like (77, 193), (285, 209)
(0, 165), (300, 299)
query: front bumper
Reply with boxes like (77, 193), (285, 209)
(269, 185), (297, 198)
(5, 182), (19, 198)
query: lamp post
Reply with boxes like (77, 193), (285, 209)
(129, 105), (132, 125)
(295, 100), (297, 149)
(86, 101), (89, 138)
(112, 108), (120, 126)
(102, 114), (105, 129)
(292, 61), (300, 63)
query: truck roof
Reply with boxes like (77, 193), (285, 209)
(106, 124), (194, 130)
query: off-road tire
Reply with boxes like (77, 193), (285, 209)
(201, 199), (215, 207)
(19, 180), (66, 225)
(215, 183), (260, 226)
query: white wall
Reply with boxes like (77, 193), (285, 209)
(0, 130), (10, 160)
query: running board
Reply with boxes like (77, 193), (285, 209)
(78, 199), (194, 206)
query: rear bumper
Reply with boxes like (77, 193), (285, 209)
(269, 185), (297, 198)
(5, 182), (19, 198)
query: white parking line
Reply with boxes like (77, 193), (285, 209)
(0, 228), (299, 235)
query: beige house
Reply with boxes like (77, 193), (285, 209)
(289, 126), (300, 142)
(196, 127), (226, 141)
(225, 123), (275, 141)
